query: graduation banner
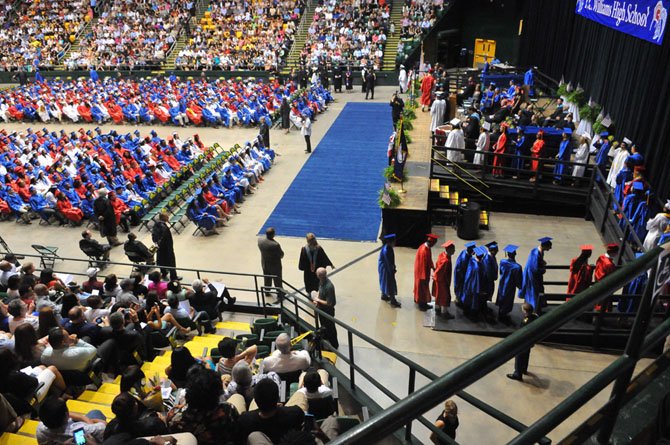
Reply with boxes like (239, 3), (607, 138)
(575, 0), (669, 44)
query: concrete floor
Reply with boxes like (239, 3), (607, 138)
(0, 86), (645, 444)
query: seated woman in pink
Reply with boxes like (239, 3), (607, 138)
(147, 270), (168, 299)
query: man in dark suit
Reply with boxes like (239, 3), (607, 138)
(79, 229), (111, 263)
(123, 232), (154, 266)
(93, 188), (120, 246)
(152, 212), (179, 281)
(257, 227), (284, 301)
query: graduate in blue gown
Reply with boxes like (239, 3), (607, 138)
(618, 253), (648, 313)
(595, 133), (610, 174)
(378, 234), (401, 308)
(553, 129), (572, 184)
(463, 246), (488, 316)
(496, 244), (523, 322)
(512, 129), (525, 177)
(454, 242), (476, 305)
(614, 160), (633, 205)
(524, 68), (534, 96)
(520, 237), (552, 313)
(481, 242), (499, 301)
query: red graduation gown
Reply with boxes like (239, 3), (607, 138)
(413, 243), (433, 304)
(566, 258), (593, 299)
(492, 132), (507, 176)
(420, 74), (435, 107)
(594, 254), (616, 310)
(432, 252), (452, 307)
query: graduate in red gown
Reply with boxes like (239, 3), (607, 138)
(420, 69), (435, 112)
(566, 245), (594, 300)
(594, 243), (619, 311)
(530, 131), (545, 182)
(55, 193), (83, 223)
(492, 124), (508, 177)
(414, 233), (439, 310)
(432, 240), (456, 319)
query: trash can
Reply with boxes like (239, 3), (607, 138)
(457, 202), (480, 240)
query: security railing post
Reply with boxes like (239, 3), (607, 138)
(405, 368), (416, 442)
(601, 193), (612, 233)
(597, 262), (659, 443)
(348, 331), (355, 391)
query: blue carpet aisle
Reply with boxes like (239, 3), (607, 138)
(260, 102), (392, 241)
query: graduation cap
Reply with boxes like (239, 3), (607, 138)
(464, 241), (477, 248)
(563, 128), (572, 135)
(441, 240), (455, 248)
(538, 237), (553, 244)
(382, 233), (396, 240)
(580, 244), (593, 251)
(449, 118), (460, 127)
(426, 233), (440, 240)
(503, 244), (518, 254)
(599, 131), (609, 137)
(485, 241), (498, 250)
(474, 246), (488, 257)
(623, 137), (632, 145)
(632, 181), (644, 191)
(482, 121), (491, 131)
(605, 243), (619, 252)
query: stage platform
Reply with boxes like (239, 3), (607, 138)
(423, 302), (662, 352)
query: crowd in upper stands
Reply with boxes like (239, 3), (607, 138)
(299, 0), (391, 70)
(0, 76), (332, 127)
(175, 0), (304, 71)
(0, 0), (89, 70)
(0, 251), (346, 444)
(398, 0), (441, 39)
(65, 0), (192, 70)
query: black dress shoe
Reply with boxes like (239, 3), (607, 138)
(390, 300), (401, 308)
(506, 373), (523, 382)
(381, 295), (390, 301)
(441, 311), (455, 319)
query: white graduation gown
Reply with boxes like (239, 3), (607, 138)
(606, 149), (629, 188)
(572, 143), (589, 177)
(430, 99), (446, 132)
(643, 212), (670, 250)
(474, 131), (489, 165)
(445, 129), (465, 162)
(398, 68), (408, 91)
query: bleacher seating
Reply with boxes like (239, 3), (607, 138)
(0, 0), (89, 70)
(175, 0), (304, 71)
(65, 0), (191, 69)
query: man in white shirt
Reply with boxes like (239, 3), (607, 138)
(41, 328), (97, 372)
(260, 333), (310, 374)
(0, 260), (17, 288)
(301, 114), (312, 153)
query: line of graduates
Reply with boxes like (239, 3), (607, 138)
(567, 243), (648, 313)
(378, 234), (548, 323)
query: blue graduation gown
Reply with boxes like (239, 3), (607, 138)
(595, 140), (610, 172)
(513, 136), (525, 171)
(463, 257), (485, 311)
(614, 168), (633, 205)
(496, 259), (522, 315)
(481, 253), (498, 300)
(618, 271), (648, 313)
(378, 244), (397, 297)
(520, 247), (545, 311)
(553, 139), (571, 181)
(630, 201), (649, 241)
(453, 250), (471, 303)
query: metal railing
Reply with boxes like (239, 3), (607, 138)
(276, 280), (551, 445)
(330, 244), (670, 444)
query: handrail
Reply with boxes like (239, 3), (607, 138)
(279, 279), (550, 444)
(329, 244), (666, 444)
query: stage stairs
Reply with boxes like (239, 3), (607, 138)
(279, 0), (318, 75)
(164, 0), (212, 70)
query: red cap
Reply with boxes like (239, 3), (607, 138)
(605, 243), (619, 252)
(633, 165), (646, 173)
(426, 234), (440, 240)
(441, 240), (454, 248)
(580, 244), (593, 251)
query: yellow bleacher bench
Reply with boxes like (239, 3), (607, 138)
(78, 390), (116, 405)
(67, 400), (115, 419)
(0, 433), (37, 445)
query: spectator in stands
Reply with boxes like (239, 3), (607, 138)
(82, 267), (104, 294)
(148, 270), (169, 299)
(13, 323), (49, 367)
(103, 274), (122, 300)
(190, 278), (222, 320)
(166, 346), (202, 387)
(216, 336), (258, 376)
(34, 284), (58, 312)
(63, 306), (103, 346)
(120, 365), (164, 413)
(223, 360), (280, 409)
(260, 333), (310, 374)
(167, 366), (240, 445)
(237, 378), (307, 442)
(36, 397), (107, 445)
(297, 369), (332, 400)
(39, 269), (66, 291)
(7, 298), (38, 333)
(37, 307), (61, 338)
(103, 392), (168, 442)
(19, 262), (37, 289)
(41, 326), (97, 373)
(101, 311), (146, 371)
(430, 399), (459, 443)
(79, 229), (112, 263)
(0, 260), (17, 289)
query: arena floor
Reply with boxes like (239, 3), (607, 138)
(0, 86), (647, 444)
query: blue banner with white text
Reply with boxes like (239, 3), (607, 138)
(576, 0), (669, 44)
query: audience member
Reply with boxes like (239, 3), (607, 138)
(36, 397), (107, 445)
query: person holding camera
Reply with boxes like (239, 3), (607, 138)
(390, 92), (404, 126)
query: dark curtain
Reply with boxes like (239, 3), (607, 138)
(519, 0), (670, 200)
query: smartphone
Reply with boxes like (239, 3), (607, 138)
(91, 289), (99, 296)
(202, 347), (208, 357)
(73, 427), (86, 445)
(303, 413), (315, 432)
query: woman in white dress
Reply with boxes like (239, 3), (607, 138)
(474, 125), (490, 165)
(571, 135), (590, 179)
(643, 201), (670, 250)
